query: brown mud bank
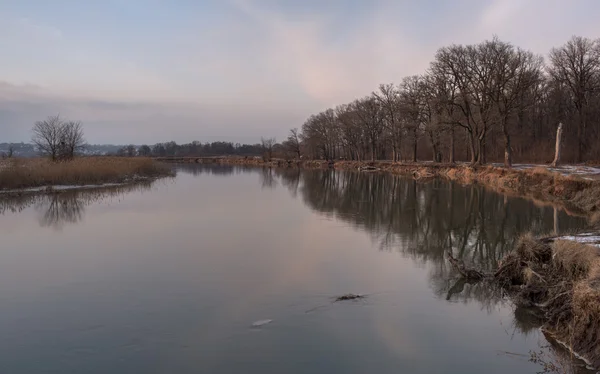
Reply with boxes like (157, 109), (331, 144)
(448, 234), (600, 370)
(174, 157), (600, 218)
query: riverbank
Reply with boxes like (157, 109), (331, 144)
(162, 157), (600, 219)
(0, 157), (173, 192)
(448, 232), (600, 370)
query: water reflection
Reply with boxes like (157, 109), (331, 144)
(179, 165), (588, 272)
(0, 164), (594, 374)
(176, 163), (253, 176)
(274, 169), (587, 270)
(0, 182), (155, 230)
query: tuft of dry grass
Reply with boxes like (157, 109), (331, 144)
(553, 240), (600, 280)
(517, 233), (553, 263)
(0, 157), (173, 190)
(528, 166), (553, 175)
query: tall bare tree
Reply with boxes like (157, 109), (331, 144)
(261, 137), (276, 161)
(354, 96), (385, 161)
(486, 38), (543, 167)
(399, 76), (427, 162)
(549, 36), (600, 162)
(373, 83), (403, 161)
(283, 128), (302, 159)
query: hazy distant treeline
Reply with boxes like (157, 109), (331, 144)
(116, 141), (264, 157)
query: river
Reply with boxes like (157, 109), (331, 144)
(0, 164), (593, 373)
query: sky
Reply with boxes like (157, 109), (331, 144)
(1, 0), (599, 145)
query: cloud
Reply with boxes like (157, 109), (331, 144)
(0, 82), (309, 144)
(2, 0), (600, 143)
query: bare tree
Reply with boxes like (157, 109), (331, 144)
(32, 115), (64, 161)
(32, 115), (86, 161)
(284, 128), (302, 159)
(138, 145), (152, 157)
(126, 145), (137, 157)
(486, 38), (543, 167)
(373, 83), (403, 161)
(261, 137), (276, 161)
(549, 36), (600, 162)
(400, 76), (426, 162)
(354, 96), (385, 161)
(7, 145), (13, 158)
(59, 121), (86, 160)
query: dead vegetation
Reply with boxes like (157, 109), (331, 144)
(0, 157), (173, 190)
(448, 234), (600, 369)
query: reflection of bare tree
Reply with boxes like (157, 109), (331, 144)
(259, 167), (277, 189)
(274, 168), (301, 197)
(36, 194), (85, 229)
(276, 169), (590, 321)
(176, 164), (255, 177)
(1, 182), (155, 230)
(277, 170), (587, 272)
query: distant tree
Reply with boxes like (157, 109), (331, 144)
(164, 141), (178, 156)
(7, 145), (13, 158)
(152, 143), (167, 157)
(32, 115), (64, 161)
(58, 121), (86, 160)
(373, 83), (403, 161)
(31, 115), (85, 161)
(261, 137), (276, 161)
(125, 145), (137, 157)
(138, 145), (152, 157)
(283, 128), (302, 159)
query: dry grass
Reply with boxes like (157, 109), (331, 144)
(528, 166), (553, 175)
(0, 157), (173, 190)
(553, 240), (600, 280)
(517, 233), (553, 262)
(492, 235), (600, 369)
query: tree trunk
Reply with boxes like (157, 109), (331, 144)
(503, 123), (512, 168)
(552, 123), (563, 167)
(449, 127), (455, 164)
(476, 134), (485, 165)
(468, 131), (476, 165)
(412, 129), (418, 162)
(371, 140), (376, 162)
(577, 118), (583, 163)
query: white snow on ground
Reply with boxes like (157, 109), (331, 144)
(556, 233), (600, 248)
(491, 163), (600, 180)
(0, 183), (127, 194)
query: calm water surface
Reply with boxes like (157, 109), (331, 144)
(0, 165), (592, 374)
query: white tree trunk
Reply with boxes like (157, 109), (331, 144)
(552, 123), (563, 168)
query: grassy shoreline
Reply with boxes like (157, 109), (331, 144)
(449, 233), (600, 370)
(0, 157), (173, 192)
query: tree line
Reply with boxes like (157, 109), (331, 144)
(115, 141), (265, 157)
(291, 36), (600, 166)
